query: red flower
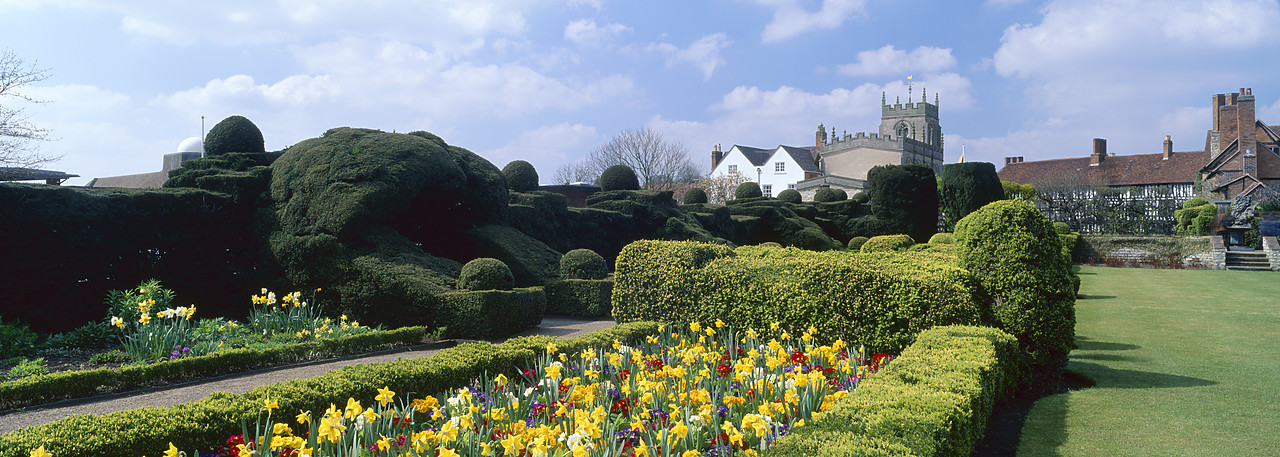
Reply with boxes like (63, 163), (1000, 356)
(790, 349), (807, 365)
(870, 353), (894, 372)
(716, 363), (732, 377)
(647, 358), (664, 371)
(616, 368), (631, 380)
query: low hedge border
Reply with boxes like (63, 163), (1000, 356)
(439, 287), (545, 339)
(0, 326), (432, 411)
(766, 325), (1018, 457)
(544, 278), (613, 317)
(0, 321), (662, 457)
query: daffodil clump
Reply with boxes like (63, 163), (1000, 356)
(152, 321), (893, 457)
(105, 279), (200, 363)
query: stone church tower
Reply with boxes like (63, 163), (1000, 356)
(878, 89), (943, 152)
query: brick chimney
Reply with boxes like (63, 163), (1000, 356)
(1238, 88), (1258, 176)
(711, 144), (724, 170)
(1090, 138), (1107, 166)
(1163, 135), (1173, 160)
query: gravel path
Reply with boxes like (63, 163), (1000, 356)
(0, 316), (615, 436)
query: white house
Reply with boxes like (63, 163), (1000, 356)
(708, 144), (822, 198)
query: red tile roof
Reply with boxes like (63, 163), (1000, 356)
(997, 151), (1209, 186)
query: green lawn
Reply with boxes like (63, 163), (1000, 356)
(1017, 266), (1280, 456)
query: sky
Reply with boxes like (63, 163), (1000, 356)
(5, 0), (1280, 186)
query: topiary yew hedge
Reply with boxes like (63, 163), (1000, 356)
(611, 241), (989, 353)
(203, 115), (266, 156)
(438, 287), (544, 338)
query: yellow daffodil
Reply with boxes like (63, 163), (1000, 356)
(344, 397), (361, 420)
(375, 386), (395, 406)
(633, 440), (649, 456)
(30, 445), (53, 457)
(139, 313), (151, 324)
(495, 373), (508, 387)
(377, 435), (391, 451)
(110, 316), (124, 328)
(682, 451), (701, 457)
(439, 447), (460, 457)
(296, 411), (310, 425)
(546, 342), (558, 353)
(263, 398), (279, 414)
(317, 416), (346, 443)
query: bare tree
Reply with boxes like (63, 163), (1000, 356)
(697, 170), (751, 204)
(553, 161), (596, 185)
(582, 127), (701, 191)
(0, 50), (55, 178)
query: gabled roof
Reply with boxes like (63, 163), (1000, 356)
(998, 150), (1209, 186)
(731, 145), (773, 167)
(776, 145), (820, 173)
(0, 167), (79, 182)
(84, 171), (167, 189)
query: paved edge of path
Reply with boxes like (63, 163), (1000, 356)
(0, 316), (616, 436)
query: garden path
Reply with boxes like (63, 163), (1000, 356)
(0, 316), (615, 436)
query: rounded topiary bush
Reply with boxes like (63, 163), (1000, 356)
(1183, 197), (1209, 209)
(458, 258), (514, 291)
(814, 187), (847, 202)
(599, 165), (640, 191)
(1052, 221), (1072, 235)
(503, 160), (539, 192)
(847, 236), (869, 250)
(683, 187), (708, 204)
(1197, 204), (1217, 218)
(760, 242), (782, 248)
(204, 115), (265, 156)
(851, 191), (869, 204)
(560, 249), (608, 280)
(860, 234), (915, 253)
(735, 182), (762, 199)
(955, 199), (1075, 395)
(928, 232), (954, 244)
(776, 189), (802, 203)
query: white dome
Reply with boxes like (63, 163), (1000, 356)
(177, 136), (204, 153)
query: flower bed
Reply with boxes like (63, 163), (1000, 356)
(168, 321), (888, 457)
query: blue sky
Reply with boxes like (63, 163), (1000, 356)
(5, 0), (1280, 186)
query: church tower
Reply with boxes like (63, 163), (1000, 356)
(877, 88), (943, 153)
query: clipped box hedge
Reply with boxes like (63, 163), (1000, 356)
(0, 322), (662, 457)
(438, 287), (545, 339)
(0, 326), (432, 410)
(544, 278), (613, 317)
(766, 325), (1018, 457)
(613, 240), (990, 353)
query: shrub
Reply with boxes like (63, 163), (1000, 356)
(760, 241), (782, 248)
(776, 188), (802, 203)
(559, 248), (608, 280)
(457, 258), (514, 291)
(0, 318), (37, 360)
(939, 162), (1004, 231)
(1193, 216), (1214, 236)
(502, 160), (539, 192)
(545, 279), (613, 317)
(203, 115), (265, 156)
(928, 232), (955, 244)
(612, 240), (989, 353)
(955, 200), (1075, 395)
(438, 288), (544, 338)
(860, 234), (915, 253)
(846, 236), (869, 250)
(599, 165), (640, 191)
(1197, 204), (1217, 218)
(5, 358), (47, 379)
(1053, 221), (1072, 234)
(1183, 197), (1209, 209)
(814, 187), (846, 202)
(734, 182), (762, 199)
(851, 191), (869, 204)
(770, 326), (1018, 457)
(681, 187), (707, 204)
(867, 164), (939, 243)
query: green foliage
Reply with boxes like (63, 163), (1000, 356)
(5, 358), (47, 379)
(1001, 181), (1035, 201)
(458, 258), (514, 291)
(0, 318), (37, 360)
(954, 200), (1076, 394)
(203, 115), (265, 156)
(502, 160), (539, 192)
(438, 288), (544, 338)
(612, 240), (989, 353)
(1198, 204), (1217, 218)
(770, 326), (1018, 457)
(682, 187), (708, 204)
(0, 326), (434, 411)
(599, 165), (640, 191)
(847, 236), (869, 250)
(1192, 216), (1214, 236)
(560, 248), (608, 280)
(940, 162), (1004, 231)
(851, 191), (869, 204)
(44, 322), (116, 350)
(860, 234), (915, 253)
(0, 322), (661, 456)
(1077, 235), (1212, 266)
(545, 279), (613, 317)
(868, 164), (939, 243)
(89, 349), (129, 364)
(735, 181), (763, 199)
(928, 232), (955, 244)
(776, 188), (802, 203)
(465, 224), (562, 287)
(814, 187), (846, 202)
(1183, 197), (1209, 209)
(1053, 221), (1072, 234)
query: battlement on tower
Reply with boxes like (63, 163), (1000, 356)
(882, 101), (938, 118)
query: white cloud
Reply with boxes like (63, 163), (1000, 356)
(753, 0), (867, 44)
(564, 19), (631, 46)
(837, 45), (957, 77)
(647, 33), (733, 80)
(481, 123), (600, 182)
